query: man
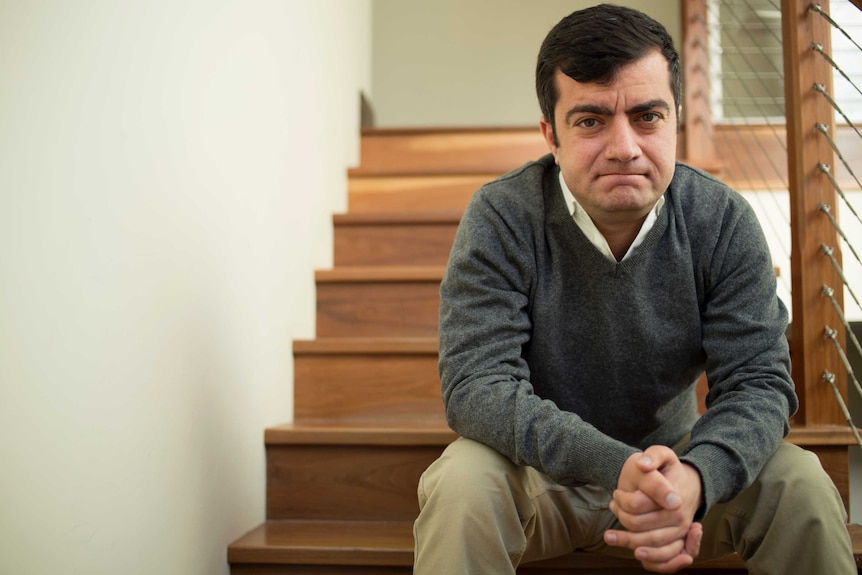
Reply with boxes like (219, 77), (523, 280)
(413, 4), (855, 574)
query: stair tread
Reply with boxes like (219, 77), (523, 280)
(230, 519), (862, 570)
(228, 520), (414, 566)
(267, 416), (860, 449)
(316, 266), (445, 282)
(348, 126), (547, 177)
(293, 337), (436, 354)
(347, 174), (488, 213)
(266, 416), (455, 446)
(358, 125), (537, 136)
(333, 210), (463, 225)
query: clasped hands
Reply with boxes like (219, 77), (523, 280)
(603, 446), (704, 573)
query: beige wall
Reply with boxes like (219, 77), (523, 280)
(0, 1), (370, 573)
(371, 0), (681, 127)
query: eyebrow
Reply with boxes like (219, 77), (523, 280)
(564, 99), (671, 125)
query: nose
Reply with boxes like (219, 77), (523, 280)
(604, 121), (641, 162)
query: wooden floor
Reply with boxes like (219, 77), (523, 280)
(227, 127), (862, 574)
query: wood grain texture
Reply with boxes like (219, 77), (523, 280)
(783, 0), (846, 426)
(333, 212), (461, 267)
(266, 444), (442, 521)
(265, 417), (455, 446)
(293, 339), (442, 420)
(349, 127), (548, 177)
(315, 271), (442, 338)
(228, 520), (413, 566)
(347, 174), (489, 213)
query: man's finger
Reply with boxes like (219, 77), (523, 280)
(683, 522), (703, 557)
(634, 469), (682, 511)
(612, 488), (662, 515)
(604, 525), (687, 551)
(640, 551), (695, 574)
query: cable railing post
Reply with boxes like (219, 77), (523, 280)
(782, 0), (846, 426)
(682, 0), (718, 173)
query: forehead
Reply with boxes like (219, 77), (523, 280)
(554, 51), (674, 111)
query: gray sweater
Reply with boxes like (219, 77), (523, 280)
(438, 154), (798, 514)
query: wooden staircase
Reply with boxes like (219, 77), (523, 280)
(227, 127), (862, 574)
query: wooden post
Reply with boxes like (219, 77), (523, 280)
(682, 0), (718, 171)
(782, 0), (845, 426)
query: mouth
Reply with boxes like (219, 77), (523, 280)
(598, 172), (647, 183)
(599, 170), (646, 177)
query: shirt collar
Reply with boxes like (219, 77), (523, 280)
(558, 170), (665, 262)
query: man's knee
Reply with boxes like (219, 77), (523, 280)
(758, 443), (846, 518)
(419, 437), (519, 509)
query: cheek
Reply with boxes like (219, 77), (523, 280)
(650, 140), (678, 175)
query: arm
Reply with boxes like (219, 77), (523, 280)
(605, 183), (794, 571)
(439, 184), (638, 492)
(680, 188), (797, 513)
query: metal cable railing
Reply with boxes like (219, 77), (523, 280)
(692, 0), (862, 441)
(705, 0), (794, 302)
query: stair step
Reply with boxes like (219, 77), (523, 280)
(315, 267), (444, 338)
(293, 338), (441, 420)
(265, 419), (455, 522)
(348, 174), (488, 213)
(348, 127), (548, 177)
(333, 211), (461, 267)
(228, 520), (413, 571)
(230, 519), (862, 573)
(265, 416), (455, 445)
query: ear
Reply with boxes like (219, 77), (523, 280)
(539, 116), (560, 164)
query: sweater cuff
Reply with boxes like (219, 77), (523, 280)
(679, 443), (736, 517)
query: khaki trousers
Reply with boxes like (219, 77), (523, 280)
(414, 437), (855, 574)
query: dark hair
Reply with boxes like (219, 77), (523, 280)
(536, 4), (681, 141)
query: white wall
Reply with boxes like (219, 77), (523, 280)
(371, 0), (681, 127)
(0, 1), (370, 574)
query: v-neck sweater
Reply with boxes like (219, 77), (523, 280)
(438, 154), (797, 514)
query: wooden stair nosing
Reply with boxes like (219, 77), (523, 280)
(358, 126), (541, 136)
(293, 337), (437, 355)
(315, 266), (445, 283)
(266, 419), (861, 447)
(228, 519), (862, 572)
(227, 520), (413, 567)
(265, 419), (456, 446)
(333, 210), (463, 226)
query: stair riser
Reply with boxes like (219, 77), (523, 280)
(316, 282), (441, 338)
(333, 223), (458, 267)
(294, 352), (442, 419)
(348, 130), (547, 176)
(348, 176), (482, 213)
(267, 444), (444, 522)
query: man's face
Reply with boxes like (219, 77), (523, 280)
(540, 50), (678, 232)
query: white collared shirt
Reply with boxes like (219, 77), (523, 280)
(559, 170), (665, 262)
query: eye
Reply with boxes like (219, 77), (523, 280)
(575, 117), (600, 129)
(640, 112), (662, 123)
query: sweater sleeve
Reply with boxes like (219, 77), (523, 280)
(679, 193), (797, 514)
(438, 183), (638, 494)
